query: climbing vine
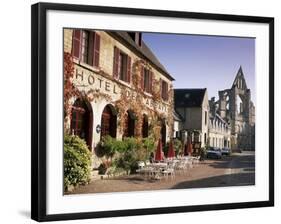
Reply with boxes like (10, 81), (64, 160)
(63, 52), (113, 133)
(114, 59), (174, 144)
(64, 52), (79, 132)
(85, 89), (112, 102)
(64, 52), (174, 144)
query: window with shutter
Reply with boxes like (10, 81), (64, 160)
(72, 29), (81, 59)
(127, 56), (131, 83)
(113, 47), (120, 78)
(118, 52), (127, 82)
(72, 30), (101, 68)
(143, 68), (151, 93)
(149, 71), (153, 93)
(113, 47), (130, 83)
(81, 30), (90, 63)
(161, 80), (168, 101)
(93, 33), (100, 67)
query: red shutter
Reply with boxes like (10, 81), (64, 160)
(93, 33), (100, 67)
(160, 78), (162, 99)
(72, 29), (81, 59)
(140, 65), (144, 90)
(165, 82), (168, 100)
(127, 56), (131, 83)
(163, 81), (168, 101)
(149, 71), (153, 93)
(113, 47), (120, 78)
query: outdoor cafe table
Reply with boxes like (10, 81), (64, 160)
(149, 162), (168, 168)
(146, 163), (167, 179)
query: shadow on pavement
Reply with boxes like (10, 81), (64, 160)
(206, 155), (255, 170)
(171, 172), (255, 189)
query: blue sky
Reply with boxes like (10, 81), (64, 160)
(142, 33), (255, 104)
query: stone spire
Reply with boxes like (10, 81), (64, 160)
(232, 66), (247, 90)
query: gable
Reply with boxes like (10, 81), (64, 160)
(232, 66), (248, 90)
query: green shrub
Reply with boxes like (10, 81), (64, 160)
(106, 137), (140, 174)
(100, 136), (156, 174)
(142, 137), (155, 157)
(123, 137), (140, 152)
(174, 138), (183, 156)
(64, 135), (92, 191)
(101, 135), (117, 159)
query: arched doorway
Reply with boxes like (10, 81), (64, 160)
(101, 104), (117, 138)
(142, 114), (149, 138)
(71, 98), (93, 148)
(160, 119), (166, 146)
(123, 110), (136, 138)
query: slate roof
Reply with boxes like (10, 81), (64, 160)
(174, 88), (207, 107)
(173, 109), (184, 122)
(108, 31), (174, 81)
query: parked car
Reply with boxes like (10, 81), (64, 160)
(206, 147), (222, 159)
(221, 148), (231, 156)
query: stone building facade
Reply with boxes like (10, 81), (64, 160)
(64, 29), (174, 155)
(174, 88), (209, 149)
(208, 111), (231, 149)
(210, 66), (255, 150)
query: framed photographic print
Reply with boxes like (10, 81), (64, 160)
(31, 2), (274, 222)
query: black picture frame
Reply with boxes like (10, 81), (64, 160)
(31, 2), (274, 222)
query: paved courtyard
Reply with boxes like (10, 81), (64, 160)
(66, 151), (255, 195)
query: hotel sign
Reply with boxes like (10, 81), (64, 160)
(74, 67), (168, 113)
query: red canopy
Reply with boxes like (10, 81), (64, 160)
(155, 139), (164, 161)
(167, 141), (175, 158)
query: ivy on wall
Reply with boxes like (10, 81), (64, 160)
(64, 52), (174, 144)
(115, 59), (174, 144)
(64, 52), (79, 132)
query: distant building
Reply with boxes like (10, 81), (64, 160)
(211, 66), (255, 150)
(173, 109), (184, 139)
(208, 105), (231, 149)
(174, 88), (209, 149)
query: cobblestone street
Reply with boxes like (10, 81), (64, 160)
(67, 151), (255, 195)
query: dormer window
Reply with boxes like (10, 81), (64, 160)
(128, 32), (142, 47)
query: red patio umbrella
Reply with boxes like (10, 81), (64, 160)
(167, 141), (175, 158)
(155, 139), (164, 161)
(187, 138), (193, 156)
